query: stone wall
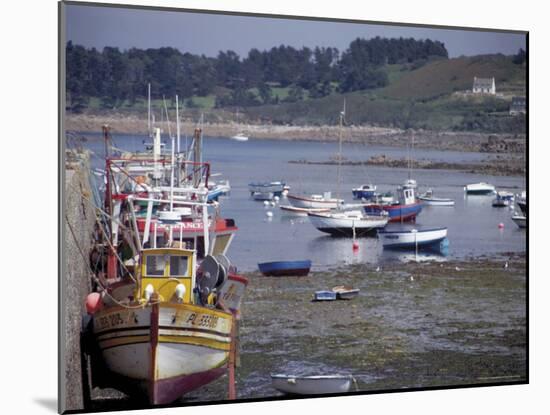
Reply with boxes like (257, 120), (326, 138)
(61, 151), (96, 412)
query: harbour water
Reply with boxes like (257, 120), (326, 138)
(77, 132), (526, 272)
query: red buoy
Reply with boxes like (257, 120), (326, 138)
(498, 222), (504, 229)
(352, 241), (359, 251)
(85, 292), (103, 314)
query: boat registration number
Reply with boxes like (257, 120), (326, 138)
(184, 312), (220, 329)
(96, 311), (138, 331)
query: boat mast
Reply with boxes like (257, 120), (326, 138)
(337, 99), (345, 203)
(176, 95), (181, 186)
(147, 83), (151, 137)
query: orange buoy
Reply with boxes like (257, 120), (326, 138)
(85, 292), (103, 314)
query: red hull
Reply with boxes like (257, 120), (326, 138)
(152, 366), (227, 405)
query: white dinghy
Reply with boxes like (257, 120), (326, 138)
(271, 374), (353, 395)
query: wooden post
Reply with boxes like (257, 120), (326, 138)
(228, 312), (237, 400)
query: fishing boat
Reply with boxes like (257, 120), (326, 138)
(287, 193), (344, 209)
(279, 205), (331, 216)
(230, 132), (249, 141)
(378, 227), (448, 251)
(372, 191), (394, 204)
(332, 286), (360, 300)
(418, 189), (455, 206)
(271, 374), (353, 395)
(313, 290), (337, 301)
(352, 184), (377, 200)
(207, 180), (231, 202)
(492, 192), (513, 207)
(512, 214), (527, 228)
(403, 178), (417, 189)
(364, 185), (423, 223)
(464, 182), (496, 195)
(252, 191), (275, 201)
(88, 115), (248, 404)
(257, 260), (312, 277)
(248, 181), (286, 196)
(307, 210), (389, 237)
(92, 248), (246, 405)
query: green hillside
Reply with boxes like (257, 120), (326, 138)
(244, 55), (526, 133)
(379, 54), (525, 99)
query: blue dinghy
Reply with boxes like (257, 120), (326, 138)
(258, 260), (312, 277)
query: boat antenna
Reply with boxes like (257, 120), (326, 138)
(410, 131), (415, 180)
(147, 83), (151, 137)
(176, 95), (181, 154)
(176, 95), (181, 186)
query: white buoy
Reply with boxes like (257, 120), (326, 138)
(266, 211), (273, 218)
(270, 201), (276, 207)
(263, 200), (269, 207)
(274, 196), (280, 202)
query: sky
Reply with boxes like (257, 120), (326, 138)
(65, 4), (526, 58)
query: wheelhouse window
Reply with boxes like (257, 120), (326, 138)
(170, 256), (189, 277)
(145, 255), (166, 276)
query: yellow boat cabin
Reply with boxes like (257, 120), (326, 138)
(137, 248), (196, 304)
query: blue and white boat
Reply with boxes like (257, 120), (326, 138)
(313, 290), (337, 301)
(352, 184), (377, 200)
(378, 227), (448, 251)
(207, 180), (231, 202)
(249, 181), (286, 197)
(364, 184), (422, 222)
(492, 191), (514, 207)
(258, 260), (312, 277)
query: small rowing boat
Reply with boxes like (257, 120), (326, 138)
(331, 286), (360, 300)
(511, 214), (526, 228)
(418, 189), (454, 206)
(313, 290), (337, 301)
(258, 260), (312, 277)
(271, 374), (353, 395)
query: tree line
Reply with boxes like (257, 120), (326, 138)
(66, 37), (448, 110)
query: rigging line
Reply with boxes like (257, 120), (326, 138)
(65, 214), (155, 309)
(163, 95), (173, 139)
(66, 182), (138, 283)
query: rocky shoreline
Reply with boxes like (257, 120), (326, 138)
(290, 153), (526, 177)
(66, 113), (526, 154)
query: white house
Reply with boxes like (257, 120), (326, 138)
(472, 77), (496, 95)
